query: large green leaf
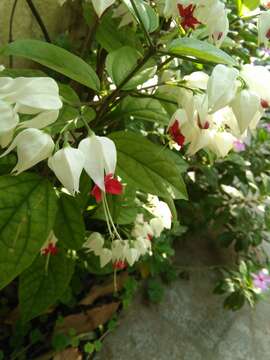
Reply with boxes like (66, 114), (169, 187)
(19, 250), (74, 322)
(167, 38), (237, 66)
(106, 46), (156, 90)
(0, 173), (58, 289)
(110, 96), (170, 124)
(109, 131), (187, 199)
(54, 194), (85, 250)
(0, 39), (100, 91)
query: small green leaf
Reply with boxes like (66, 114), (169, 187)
(167, 38), (237, 66)
(1, 39), (100, 91)
(0, 173), (58, 289)
(19, 250), (74, 322)
(96, 11), (142, 52)
(84, 342), (95, 354)
(109, 131), (187, 199)
(106, 46), (156, 90)
(123, 0), (159, 33)
(54, 194), (85, 250)
(110, 96), (170, 124)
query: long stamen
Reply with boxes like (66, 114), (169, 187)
(103, 194), (122, 241)
(102, 195), (114, 239)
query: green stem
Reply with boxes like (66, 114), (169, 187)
(95, 48), (155, 123)
(25, 0), (51, 42)
(9, 0), (19, 67)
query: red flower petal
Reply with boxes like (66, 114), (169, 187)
(105, 178), (123, 196)
(169, 120), (185, 147)
(91, 184), (102, 202)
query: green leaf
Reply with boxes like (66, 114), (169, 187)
(19, 251), (74, 322)
(96, 11), (142, 52)
(0, 39), (100, 91)
(106, 46), (156, 90)
(110, 96), (170, 124)
(123, 0), (159, 33)
(93, 187), (138, 225)
(167, 38), (237, 66)
(49, 105), (95, 135)
(241, 0), (260, 13)
(54, 194), (85, 250)
(0, 173), (58, 289)
(109, 131), (187, 199)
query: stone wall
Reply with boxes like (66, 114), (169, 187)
(0, 0), (79, 67)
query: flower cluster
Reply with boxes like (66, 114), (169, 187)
(84, 206), (171, 268)
(0, 75), (123, 199)
(164, 0), (229, 46)
(168, 63), (270, 157)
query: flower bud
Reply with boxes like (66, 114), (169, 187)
(231, 89), (260, 134)
(79, 134), (117, 191)
(207, 65), (239, 113)
(0, 128), (54, 174)
(48, 146), (85, 196)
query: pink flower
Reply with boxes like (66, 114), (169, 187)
(233, 140), (246, 152)
(263, 123), (270, 133)
(252, 269), (270, 292)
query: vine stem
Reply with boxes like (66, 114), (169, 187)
(9, 0), (19, 67)
(94, 48), (155, 124)
(25, 0), (51, 42)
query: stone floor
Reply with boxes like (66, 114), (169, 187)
(95, 236), (270, 360)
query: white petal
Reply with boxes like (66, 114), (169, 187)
(100, 248), (112, 267)
(48, 146), (85, 195)
(79, 135), (106, 190)
(98, 136), (117, 175)
(1, 129), (55, 174)
(19, 110), (60, 129)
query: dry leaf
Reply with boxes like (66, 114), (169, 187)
(55, 302), (120, 335)
(79, 271), (128, 306)
(53, 348), (82, 360)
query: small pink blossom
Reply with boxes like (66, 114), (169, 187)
(233, 140), (246, 152)
(263, 123), (270, 133)
(252, 269), (270, 293)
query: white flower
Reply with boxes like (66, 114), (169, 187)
(19, 110), (60, 129)
(207, 130), (236, 157)
(146, 195), (172, 230)
(231, 89), (261, 134)
(48, 146), (85, 196)
(132, 215), (154, 239)
(207, 65), (239, 113)
(0, 77), (62, 113)
(258, 10), (270, 48)
(150, 218), (165, 238)
(0, 101), (19, 147)
(79, 134), (117, 191)
(0, 128), (54, 174)
(183, 71), (209, 90)
(83, 233), (112, 267)
(240, 64), (270, 107)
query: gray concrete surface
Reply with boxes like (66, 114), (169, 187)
(95, 236), (270, 360)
